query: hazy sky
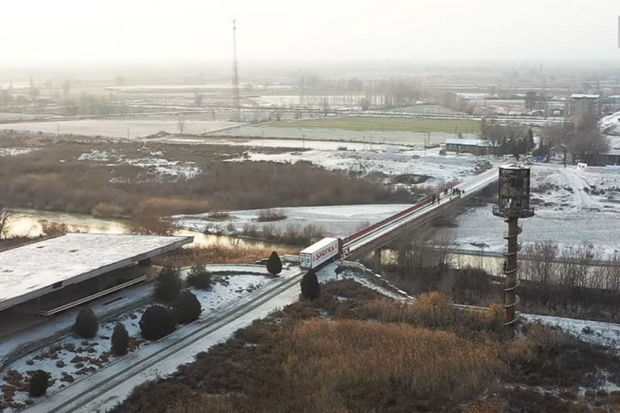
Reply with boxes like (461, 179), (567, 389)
(1, 0), (619, 65)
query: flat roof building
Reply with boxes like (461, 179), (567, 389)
(445, 138), (493, 155)
(0, 233), (192, 314)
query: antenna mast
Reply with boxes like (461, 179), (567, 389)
(232, 19), (240, 122)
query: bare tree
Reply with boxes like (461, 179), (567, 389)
(522, 241), (559, 305)
(177, 118), (186, 135)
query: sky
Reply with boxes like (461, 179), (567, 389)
(1, 0), (619, 66)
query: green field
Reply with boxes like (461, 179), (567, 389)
(269, 116), (481, 133)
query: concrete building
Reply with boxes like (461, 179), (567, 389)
(444, 138), (493, 155)
(0, 233), (192, 317)
(568, 94), (600, 116)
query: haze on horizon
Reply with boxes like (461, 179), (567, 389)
(1, 0), (619, 67)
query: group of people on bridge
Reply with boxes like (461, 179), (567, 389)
(429, 187), (465, 204)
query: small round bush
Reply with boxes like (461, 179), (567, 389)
(266, 251), (282, 275)
(155, 267), (182, 302)
(74, 307), (98, 338)
(300, 270), (320, 300)
(139, 305), (176, 340)
(186, 265), (213, 290)
(111, 323), (130, 355)
(29, 370), (49, 397)
(173, 291), (202, 324)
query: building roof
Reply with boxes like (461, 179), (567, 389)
(445, 138), (492, 147)
(570, 94), (600, 99)
(0, 233), (192, 311)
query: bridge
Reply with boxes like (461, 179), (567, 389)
(340, 167), (499, 260)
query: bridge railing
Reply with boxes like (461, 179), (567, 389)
(342, 198), (432, 245)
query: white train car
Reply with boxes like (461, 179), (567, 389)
(299, 237), (340, 269)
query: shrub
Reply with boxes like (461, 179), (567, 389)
(266, 251), (282, 275)
(300, 270), (320, 300)
(111, 323), (130, 355)
(257, 209), (287, 222)
(140, 305), (176, 340)
(74, 307), (98, 338)
(155, 267), (182, 302)
(186, 265), (213, 290)
(28, 370), (50, 397)
(91, 202), (125, 218)
(174, 291), (202, 324)
(410, 291), (456, 329)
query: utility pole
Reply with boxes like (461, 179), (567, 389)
(232, 19), (240, 122)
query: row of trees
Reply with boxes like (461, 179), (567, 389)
(480, 120), (536, 158)
(541, 113), (609, 162)
(520, 242), (620, 314)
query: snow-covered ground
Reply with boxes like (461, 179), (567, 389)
(455, 163), (620, 256)
(77, 149), (201, 179)
(226, 145), (491, 187)
(0, 120), (238, 139)
(522, 313), (620, 351)
(0, 147), (39, 157)
(0, 271), (272, 411)
(599, 110), (620, 135)
(177, 204), (411, 238)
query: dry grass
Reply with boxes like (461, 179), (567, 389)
(165, 395), (237, 413)
(285, 318), (503, 409)
(153, 244), (298, 267)
(357, 292), (505, 336)
(114, 283), (620, 413)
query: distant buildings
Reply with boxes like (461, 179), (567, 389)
(568, 94), (600, 117)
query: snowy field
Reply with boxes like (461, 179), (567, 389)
(177, 204), (411, 239)
(215, 124), (477, 147)
(0, 272), (271, 411)
(0, 119), (238, 139)
(226, 144), (490, 188)
(455, 163), (620, 256)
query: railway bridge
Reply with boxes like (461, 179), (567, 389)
(341, 167), (498, 260)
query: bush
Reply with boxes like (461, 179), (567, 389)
(257, 209), (287, 222)
(28, 370), (50, 397)
(186, 265), (213, 290)
(74, 307), (98, 338)
(111, 323), (130, 355)
(140, 305), (176, 340)
(266, 251), (282, 275)
(174, 291), (202, 324)
(300, 270), (320, 300)
(155, 267), (182, 302)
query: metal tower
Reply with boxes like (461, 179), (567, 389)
(492, 165), (534, 332)
(232, 19), (240, 122)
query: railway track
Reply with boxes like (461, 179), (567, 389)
(27, 271), (304, 413)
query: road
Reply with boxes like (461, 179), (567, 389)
(26, 271), (304, 413)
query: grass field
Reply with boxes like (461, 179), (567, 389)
(269, 116), (481, 133)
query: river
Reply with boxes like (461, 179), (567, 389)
(2, 209), (293, 251)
